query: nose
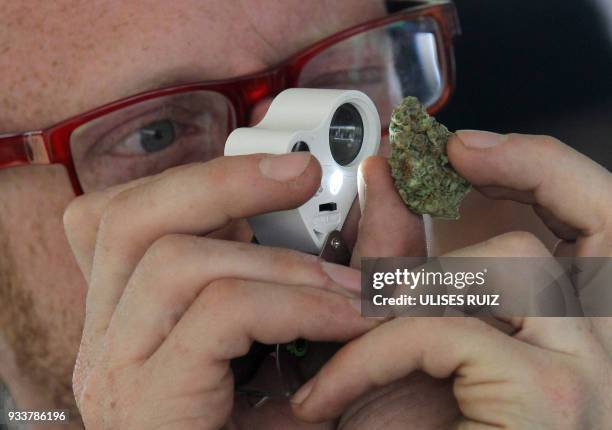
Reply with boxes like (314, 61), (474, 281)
(249, 97), (274, 126)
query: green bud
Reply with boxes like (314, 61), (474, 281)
(388, 96), (470, 219)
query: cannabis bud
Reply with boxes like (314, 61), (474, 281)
(388, 96), (470, 219)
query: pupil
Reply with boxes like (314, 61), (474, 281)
(140, 119), (176, 153)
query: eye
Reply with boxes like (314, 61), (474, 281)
(139, 119), (176, 152)
(112, 119), (179, 156)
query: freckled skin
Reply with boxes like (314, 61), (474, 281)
(0, 165), (86, 427)
(0, 1), (388, 429)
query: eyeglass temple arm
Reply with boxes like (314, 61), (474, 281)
(0, 132), (51, 168)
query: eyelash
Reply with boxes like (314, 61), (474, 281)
(86, 104), (205, 158)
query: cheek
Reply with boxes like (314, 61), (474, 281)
(0, 164), (87, 345)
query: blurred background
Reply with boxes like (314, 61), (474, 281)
(432, 0), (612, 168)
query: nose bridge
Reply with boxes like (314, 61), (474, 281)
(242, 68), (286, 106)
(249, 97), (274, 126)
(238, 67), (289, 126)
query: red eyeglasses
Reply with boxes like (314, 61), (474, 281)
(0, 0), (460, 195)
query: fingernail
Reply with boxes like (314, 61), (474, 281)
(291, 378), (315, 404)
(321, 262), (361, 293)
(357, 164), (366, 216)
(259, 152), (312, 181)
(455, 130), (508, 148)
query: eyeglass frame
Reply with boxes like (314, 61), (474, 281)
(0, 0), (460, 195)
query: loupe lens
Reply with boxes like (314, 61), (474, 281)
(329, 103), (364, 166)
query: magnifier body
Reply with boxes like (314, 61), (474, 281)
(224, 88), (381, 401)
(225, 88), (380, 254)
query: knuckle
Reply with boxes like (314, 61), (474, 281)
(531, 133), (563, 148)
(200, 278), (246, 310)
(503, 132), (524, 145)
(506, 132), (560, 147)
(98, 189), (132, 236)
(533, 135), (566, 159)
(489, 231), (550, 257)
(62, 195), (87, 232)
(270, 247), (313, 273)
(141, 234), (193, 270)
(507, 133), (565, 159)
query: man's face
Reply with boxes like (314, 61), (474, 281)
(0, 0), (386, 412)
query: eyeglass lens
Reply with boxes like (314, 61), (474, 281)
(298, 17), (444, 125)
(70, 91), (235, 192)
(69, 17), (443, 192)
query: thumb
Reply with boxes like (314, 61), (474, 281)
(447, 130), (611, 254)
(350, 156), (426, 269)
(291, 232), (594, 424)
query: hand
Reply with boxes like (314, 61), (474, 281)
(291, 132), (612, 429)
(63, 152), (375, 430)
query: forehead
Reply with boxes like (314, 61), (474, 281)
(0, 0), (386, 131)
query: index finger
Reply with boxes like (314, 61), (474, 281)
(291, 317), (524, 422)
(447, 131), (611, 254)
(80, 152), (321, 338)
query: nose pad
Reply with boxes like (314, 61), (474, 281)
(249, 97), (274, 126)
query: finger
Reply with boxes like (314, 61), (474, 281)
(448, 131), (611, 254)
(452, 420), (498, 430)
(86, 153), (321, 340)
(510, 316), (594, 356)
(350, 156), (427, 269)
(445, 231), (590, 350)
(293, 313), (598, 424)
(63, 175), (156, 282)
(105, 235), (360, 364)
(290, 317), (526, 422)
(148, 278), (374, 392)
(340, 136), (393, 250)
(63, 165), (252, 283)
(533, 204), (581, 242)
